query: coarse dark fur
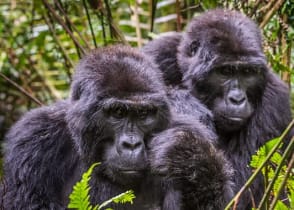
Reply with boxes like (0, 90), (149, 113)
(143, 9), (292, 209)
(2, 45), (233, 210)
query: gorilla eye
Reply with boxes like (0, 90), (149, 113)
(190, 41), (200, 56)
(137, 109), (149, 120)
(242, 68), (251, 75)
(218, 68), (233, 76)
(137, 108), (157, 120)
(111, 107), (126, 119)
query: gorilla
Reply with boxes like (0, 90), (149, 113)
(2, 45), (233, 210)
(143, 9), (292, 209)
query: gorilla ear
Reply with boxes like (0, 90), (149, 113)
(190, 40), (200, 56)
(70, 82), (82, 101)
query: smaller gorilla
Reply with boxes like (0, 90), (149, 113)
(2, 45), (232, 210)
(143, 9), (292, 209)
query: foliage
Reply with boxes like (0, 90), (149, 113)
(0, 0), (293, 207)
(250, 138), (294, 209)
(225, 120), (294, 210)
(68, 163), (135, 210)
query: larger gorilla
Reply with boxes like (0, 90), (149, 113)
(2, 45), (233, 209)
(143, 9), (292, 209)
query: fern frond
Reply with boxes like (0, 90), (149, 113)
(68, 163), (100, 210)
(98, 190), (136, 210)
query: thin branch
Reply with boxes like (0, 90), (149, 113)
(43, 14), (74, 78)
(103, 0), (127, 44)
(175, 0), (181, 32)
(269, 148), (294, 210)
(249, 0), (262, 17)
(96, 12), (106, 45)
(54, 0), (91, 49)
(281, 13), (291, 87)
(257, 136), (294, 209)
(82, 0), (97, 48)
(149, 0), (157, 34)
(131, 1), (143, 47)
(0, 72), (43, 106)
(42, 0), (86, 55)
(259, 0), (285, 28)
(225, 119), (294, 210)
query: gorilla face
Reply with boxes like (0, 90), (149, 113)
(178, 10), (267, 132)
(100, 98), (169, 185)
(192, 64), (266, 132)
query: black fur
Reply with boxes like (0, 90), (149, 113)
(2, 45), (233, 210)
(143, 9), (292, 209)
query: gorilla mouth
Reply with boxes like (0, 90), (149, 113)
(215, 113), (246, 131)
(227, 117), (243, 122)
(115, 169), (147, 185)
(119, 170), (145, 176)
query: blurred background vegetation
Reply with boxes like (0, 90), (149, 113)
(0, 0), (293, 141)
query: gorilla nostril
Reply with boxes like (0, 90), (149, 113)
(122, 141), (142, 150)
(229, 96), (246, 105)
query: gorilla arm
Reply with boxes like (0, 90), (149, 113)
(149, 120), (233, 210)
(3, 100), (75, 209)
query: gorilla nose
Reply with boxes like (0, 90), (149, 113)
(227, 89), (246, 106)
(229, 95), (246, 105)
(121, 140), (143, 151)
(117, 134), (144, 155)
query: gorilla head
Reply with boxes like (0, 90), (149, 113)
(67, 45), (171, 186)
(177, 9), (268, 132)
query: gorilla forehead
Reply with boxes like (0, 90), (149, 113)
(185, 9), (263, 55)
(74, 45), (165, 96)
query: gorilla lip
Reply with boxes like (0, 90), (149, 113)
(227, 117), (243, 122)
(120, 170), (143, 175)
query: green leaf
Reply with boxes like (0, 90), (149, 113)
(250, 137), (281, 168)
(98, 190), (136, 209)
(275, 200), (289, 210)
(68, 163), (100, 210)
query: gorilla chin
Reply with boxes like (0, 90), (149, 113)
(214, 113), (248, 132)
(113, 169), (148, 186)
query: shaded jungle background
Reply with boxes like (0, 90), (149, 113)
(0, 0), (293, 172)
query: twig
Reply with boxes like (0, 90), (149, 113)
(103, 0), (127, 44)
(0, 72), (43, 106)
(149, 0), (157, 34)
(131, 1), (143, 47)
(175, 0), (181, 32)
(82, 0), (97, 48)
(43, 14), (74, 78)
(259, 0), (285, 28)
(257, 136), (294, 209)
(42, 0), (86, 55)
(54, 0), (91, 49)
(269, 148), (294, 210)
(96, 12), (106, 45)
(249, 0), (262, 17)
(225, 119), (294, 210)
